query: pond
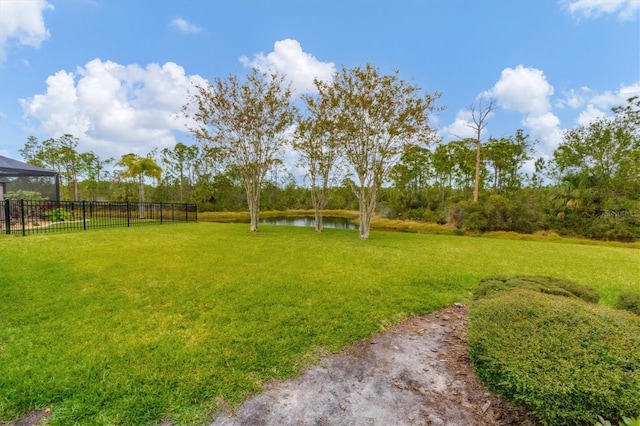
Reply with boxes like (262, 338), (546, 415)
(259, 216), (358, 230)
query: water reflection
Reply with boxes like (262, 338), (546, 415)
(259, 216), (358, 230)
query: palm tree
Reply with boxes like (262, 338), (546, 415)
(117, 154), (162, 218)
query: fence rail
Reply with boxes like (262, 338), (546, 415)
(2, 199), (197, 236)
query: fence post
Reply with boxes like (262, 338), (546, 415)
(3, 199), (10, 234)
(82, 201), (87, 230)
(160, 202), (163, 224)
(126, 201), (130, 227)
(20, 199), (26, 236)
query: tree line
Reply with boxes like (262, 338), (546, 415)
(14, 65), (640, 241)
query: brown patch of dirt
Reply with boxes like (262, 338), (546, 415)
(211, 304), (539, 426)
(2, 408), (51, 426)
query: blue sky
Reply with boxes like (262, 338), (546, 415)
(0, 0), (638, 178)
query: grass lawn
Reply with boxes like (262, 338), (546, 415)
(1, 223), (638, 425)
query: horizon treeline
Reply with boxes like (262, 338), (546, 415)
(7, 83), (639, 242)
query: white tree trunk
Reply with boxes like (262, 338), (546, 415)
(249, 200), (259, 232)
(310, 185), (324, 232)
(358, 185), (377, 239)
(314, 207), (323, 232)
(246, 180), (260, 232)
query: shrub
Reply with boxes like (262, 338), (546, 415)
(44, 207), (72, 222)
(4, 190), (46, 200)
(469, 289), (640, 426)
(616, 292), (640, 316)
(473, 275), (600, 304)
(596, 415), (640, 426)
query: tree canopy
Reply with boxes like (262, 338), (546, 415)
(183, 68), (296, 232)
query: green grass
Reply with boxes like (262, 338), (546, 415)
(1, 223), (639, 425)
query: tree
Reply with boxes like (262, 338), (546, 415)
(554, 96), (640, 196)
(431, 143), (456, 203)
(318, 64), (441, 239)
(20, 136), (46, 168)
(56, 134), (82, 201)
(484, 130), (532, 193)
(183, 68), (295, 232)
(117, 153), (162, 218)
(161, 142), (199, 202)
(449, 139), (477, 195)
(551, 96), (640, 240)
(80, 151), (113, 201)
(467, 97), (495, 202)
(389, 144), (431, 211)
(293, 85), (343, 232)
(20, 134), (84, 200)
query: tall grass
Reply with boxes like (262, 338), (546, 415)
(1, 223), (638, 424)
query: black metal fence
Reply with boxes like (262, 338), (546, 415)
(2, 199), (197, 236)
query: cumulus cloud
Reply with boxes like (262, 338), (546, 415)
(522, 112), (564, 149)
(20, 59), (207, 159)
(169, 18), (203, 34)
(0, 0), (53, 62)
(571, 82), (640, 126)
(487, 65), (563, 151)
(564, 0), (640, 20)
(240, 39), (335, 95)
(576, 104), (607, 126)
(489, 66), (554, 116)
(588, 82), (640, 109)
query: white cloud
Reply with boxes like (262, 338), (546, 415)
(564, 0), (640, 20)
(556, 86), (592, 109)
(489, 65), (554, 116)
(522, 112), (564, 150)
(576, 104), (606, 126)
(555, 82), (639, 127)
(588, 82), (640, 109)
(20, 58), (207, 160)
(488, 65), (563, 150)
(169, 18), (203, 35)
(240, 39), (335, 95)
(0, 0), (53, 62)
(570, 82), (640, 126)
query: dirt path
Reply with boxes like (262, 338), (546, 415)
(211, 304), (538, 426)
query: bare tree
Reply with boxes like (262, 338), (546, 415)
(182, 68), (295, 232)
(467, 97), (495, 203)
(319, 64), (441, 239)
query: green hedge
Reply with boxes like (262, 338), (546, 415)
(616, 292), (640, 316)
(472, 275), (600, 303)
(469, 288), (640, 425)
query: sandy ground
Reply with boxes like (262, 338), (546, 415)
(9, 304), (538, 426)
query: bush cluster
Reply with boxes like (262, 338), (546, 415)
(473, 275), (600, 303)
(616, 292), (640, 316)
(469, 277), (640, 426)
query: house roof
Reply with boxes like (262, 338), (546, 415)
(0, 155), (58, 177)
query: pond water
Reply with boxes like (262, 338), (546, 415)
(259, 216), (358, 230)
